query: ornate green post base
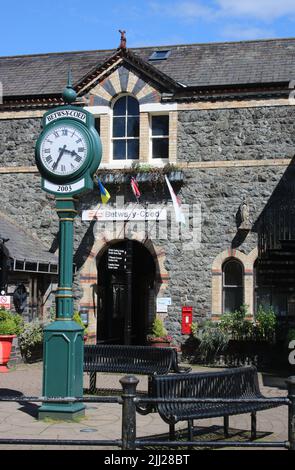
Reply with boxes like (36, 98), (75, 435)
(38, 197), (85, 420)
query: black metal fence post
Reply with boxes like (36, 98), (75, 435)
(120, 375), (139, 450)
(286, 376), (295, 450)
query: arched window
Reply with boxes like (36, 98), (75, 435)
(222, 259), (243, 313)
(112, 95), (139, 160)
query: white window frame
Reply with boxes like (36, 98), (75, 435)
(111, 94), (140, 163)
(149, 112), (170, 163)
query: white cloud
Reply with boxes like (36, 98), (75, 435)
(149, 0), (295, 22)
(220, 24), (276, 40)
(217, 0), (295, 21)
(149, 1), (213, 21)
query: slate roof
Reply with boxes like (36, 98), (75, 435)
(1, 37), (295, 99)
(0, 211), (57, 265)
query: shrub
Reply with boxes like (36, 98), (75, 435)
(286, 328), (295, 344)
(18, 320), (43, 360)
(0, 308), (23, 335)
(197, 321), (230, 363)
(220, 304), (254, 340)
(147, 316), (172, 342)
(255, 305), (276, 342)
(151, 316), (167, 338)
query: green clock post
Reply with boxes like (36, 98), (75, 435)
(35, 75), (102, 420)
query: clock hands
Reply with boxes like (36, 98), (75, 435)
(59, 147), (82, 158)
(53, 145), (67, 170)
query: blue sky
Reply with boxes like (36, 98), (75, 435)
(1, 0), (295, 56)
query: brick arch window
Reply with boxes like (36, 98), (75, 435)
(112, 95), (139, 160)
(222, 259), (244, 313)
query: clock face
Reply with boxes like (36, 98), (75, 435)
(39, 124), (88, 176)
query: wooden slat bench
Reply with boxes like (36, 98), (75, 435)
(143, 366), (283, 440)
(84, 344), (191, 393)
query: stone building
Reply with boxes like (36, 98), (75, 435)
(1, 37), (295, 344)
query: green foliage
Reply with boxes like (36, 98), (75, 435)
(0, 308), (24, 335)
(18, 320), (43, 358)
(287, 328), (295, 343)
(196, 321), (229, 362)
(190, 322), (198, 338)
(255, 305), (276, 341)
(147, 316), (172, 343)
(151, 316), (168, 338)
(220, 304), (254, 340)
(73, 312), (88, 334)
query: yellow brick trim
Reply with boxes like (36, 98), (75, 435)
(212, 249), (249, 271)
(178, 158), (293, 169)
(126, 71), (139, 94)
(169, 111), (178, 163)
(109, 69), (122, 95)
(244, 275), (254, 316)
(178, 98), (292, 111)
(0, 110), (45, 120)
(100, 114), (111, 164)
(139, 112), (150, 163)
(0, 158), (293, 175)
(212, 275), (222, 315)
(0, 166), (39, 174)
(136, 84), (154, 101)
(90, 84), (112, 102)
(247, 247), (258, 269)
(211, 248), (255, 316)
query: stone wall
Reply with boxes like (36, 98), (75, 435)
(178, 106), (295, 162)
(0, 106), (294, 341)
(0, 118), (41, 166)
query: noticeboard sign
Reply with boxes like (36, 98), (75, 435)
(107, 248), (127, 271)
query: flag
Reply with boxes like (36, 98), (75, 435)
(131, 177), (141, 199)
(96, 177), (110, 204)
(164, 175), (186, 224)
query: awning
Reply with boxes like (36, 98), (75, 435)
(0, 211), (58, 274)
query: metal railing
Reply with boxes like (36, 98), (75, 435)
(0, 375), (294, 450)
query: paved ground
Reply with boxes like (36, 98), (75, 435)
(0, 361), (291, 450)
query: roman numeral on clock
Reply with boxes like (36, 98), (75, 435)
(62, 129), (68, 136)
(61, 165), (66, 172)
(46, 156), (53, 163)
(53, 131), (59, 138)
(44, 148), (50, 154)
(78, 147), (85, 153)
(75, 155), (82, 162)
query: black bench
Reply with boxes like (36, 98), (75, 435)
(84, 344), (191, 392)
(144, 366), (283, 440)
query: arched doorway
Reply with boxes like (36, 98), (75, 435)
(96, 240), (156, 345)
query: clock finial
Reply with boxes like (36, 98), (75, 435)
(62, 67), (77, 104)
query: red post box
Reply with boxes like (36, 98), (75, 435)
(181, 307), (193, 334)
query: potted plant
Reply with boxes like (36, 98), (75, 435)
(147, 316), (172, 347)
(18, 320), (44, 363)
(0, 307), (23, 372)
